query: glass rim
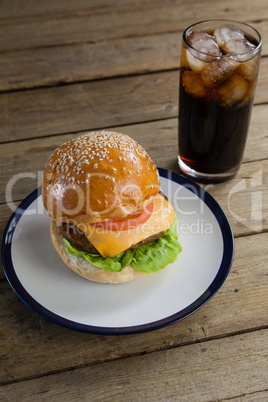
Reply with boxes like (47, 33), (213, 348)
(183, 19), (262, 59)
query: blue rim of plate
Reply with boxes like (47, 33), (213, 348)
(1, 168), (234, 335)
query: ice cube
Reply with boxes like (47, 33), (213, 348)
(186, 31), (221, 72)
(225, 39), (256, 55)
(239, 55), (260, 81)
(188, 32), (221, 57)
(214, 25), (245, 47)
(201, 57), (238, 87)
(214, 24), (256, 55)
(215, 74), (248, 108)
(186, 50), (207, 72)
(182, 70), (207, 98)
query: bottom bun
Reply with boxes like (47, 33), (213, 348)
(50, 220), (146, 284)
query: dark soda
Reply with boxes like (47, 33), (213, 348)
(179, 74), (254, 174)
(178, 21), (261, 181)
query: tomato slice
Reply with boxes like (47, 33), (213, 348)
(93, 201), (154, 231)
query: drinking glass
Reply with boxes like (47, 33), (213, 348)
(178, 20), (262, 182)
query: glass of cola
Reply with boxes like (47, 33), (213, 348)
(178, 20), (262, 182)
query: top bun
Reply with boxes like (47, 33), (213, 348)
(42, 131), (160, 223)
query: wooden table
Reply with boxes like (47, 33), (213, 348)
(1, 1), (267, 400)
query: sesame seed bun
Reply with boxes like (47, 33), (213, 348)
(50, 213), (146, 284)
(42, 131), (160, 224)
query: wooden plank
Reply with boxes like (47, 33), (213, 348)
(257, 57), (268, 105)
(0, 231), (267, 383)
(0, 71), (179, 142)
(1, 24), (267, 92)
(0, 65), (267, 143)
(0, 201), (19, 254)
(221, 391), (268, 401)
(0, 33), (180, 91)
(0, 0), (267, 52)
(1, 328), (267, 400)
(0, 0), (146, 19)
(0, 0), (267, 24)
(209, 161), (268, 236)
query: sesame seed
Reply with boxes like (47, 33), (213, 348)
(48, 132), (155, 185)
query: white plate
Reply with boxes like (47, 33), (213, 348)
(2, 169), (234, 334)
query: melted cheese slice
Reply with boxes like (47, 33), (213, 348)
(77, 194), (175, 258)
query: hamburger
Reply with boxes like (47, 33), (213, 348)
(42, 131), (182, 284)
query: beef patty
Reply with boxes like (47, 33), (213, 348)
(58, 222), (163, 255)
(59, 222), (99, 254)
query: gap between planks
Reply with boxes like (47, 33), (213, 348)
(0, 30), (267, 92)
(0, 0), (267, 53)
(0, 328), (267, 401)
(0, 67), (268, 143)
(0, 325), (267, 387)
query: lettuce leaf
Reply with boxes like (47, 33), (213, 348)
(64, 216), (182, 274)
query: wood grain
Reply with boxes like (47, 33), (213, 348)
(0, 33), (180, 91)
(221, 391), (268, 401)
(0, 0), (267, 24)
(0, 59), (267, 143)
(1, 328), (267, 400)
(1, 232), (267, 383)
(0, 0), (148, 19)
(0, 0), (267, 52)
(0, 20), (267, 92)
(0, 71), (178, 143)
